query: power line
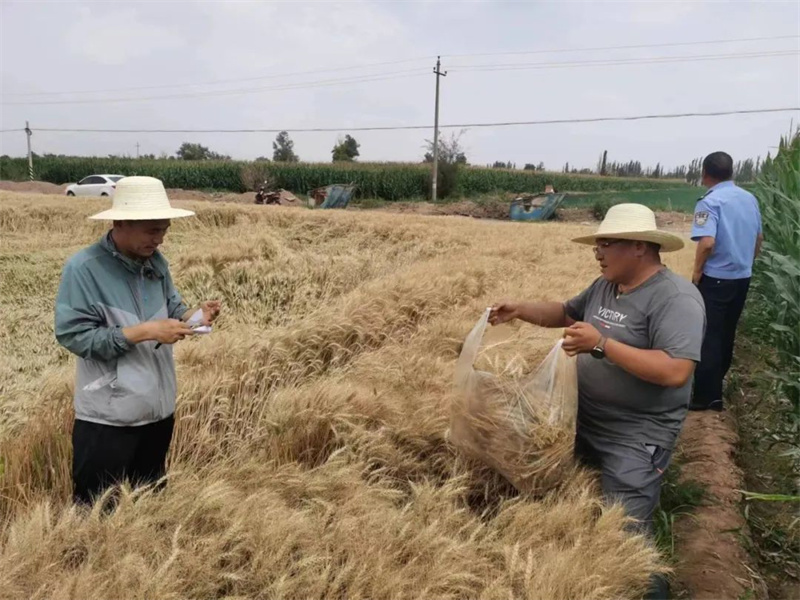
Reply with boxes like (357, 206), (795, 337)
(5, 48), (796, 107)
(4, 34), (797, 100)
(7, 107), (795, 135)
(1, 56), (434, 98)
(1, 69), (430, 106)
(449, 50), (798, 72)
(444, 34), (800, 59)
(442, 108), (800, 130)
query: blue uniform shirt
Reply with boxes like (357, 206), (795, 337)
(691, 181), (762, 280)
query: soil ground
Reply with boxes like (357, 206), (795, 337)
(0, 180), (67, 194)
(672, 334), (800, 600)
(0, 181), (691, 229)
(358, 199), (694, 234)
(672, 411), (767, 599)
(0, 181), (259, 204)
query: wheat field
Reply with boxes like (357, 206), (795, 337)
(0, 192), (694, 599)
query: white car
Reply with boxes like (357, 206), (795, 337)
(65, 174), (125, 197)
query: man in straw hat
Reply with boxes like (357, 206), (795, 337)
(490, 203), (705, 600)
(55, 176), (221, 506)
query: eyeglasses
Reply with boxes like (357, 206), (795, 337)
(593, 239), (627, 255)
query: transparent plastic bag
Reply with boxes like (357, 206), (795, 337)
(450, 308), (578, 493)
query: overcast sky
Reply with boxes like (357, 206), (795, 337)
(1, 1), (798, 170)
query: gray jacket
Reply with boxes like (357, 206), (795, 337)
(54, 232), (188, 426)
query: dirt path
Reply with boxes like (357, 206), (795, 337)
(365, 201), (694, 234)
(0, 180), (67, 194)
(0, 182), (693, 232)
(0, 180), (260, 204)
(673, 411), (766, 599)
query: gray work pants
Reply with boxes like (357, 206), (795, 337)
(575, 430), (672, 599)
(574, 430), (672, 535)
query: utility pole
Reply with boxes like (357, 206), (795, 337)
(431, 56), (447, 202)
(25, 121), (33, 181)
(136, 141), (140, 159)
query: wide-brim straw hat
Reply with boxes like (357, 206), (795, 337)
(89, 176), (195, 221)
(571, 203), (685, 252)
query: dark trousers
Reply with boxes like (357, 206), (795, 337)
(575, 431), (672, 599)
(72, 415), (175, 506)
(693, 276), (751, 405)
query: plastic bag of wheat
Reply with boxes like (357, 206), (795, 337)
(449, 308), (578, 494)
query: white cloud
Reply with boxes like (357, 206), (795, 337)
(65, 6), (183, 66)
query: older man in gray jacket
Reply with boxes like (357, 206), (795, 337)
(55, 176), (221, 505)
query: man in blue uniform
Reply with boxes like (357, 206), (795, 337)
(690, 151), (762, 411)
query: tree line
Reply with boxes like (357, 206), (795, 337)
(175, 132), (360, 164)
(477, 151), (761, 184)
(590, 150), (762, 183)
(96, 132), (361, 164)
(26, 132), (764, 183)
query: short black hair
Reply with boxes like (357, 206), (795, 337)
(702, 151), (733, 181)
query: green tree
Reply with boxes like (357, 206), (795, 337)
(273, 131), (299, 162)
(422, 131), (467, 199)
(686, 157), (703, 186)
(423, 131), (467, 165)
(176, 142), (230, 160)
(735, 158), (757, 182)
(598, 150), (608, 175)
(331, 135), (360, 162)
(524, 162), (545, 171)
(651, 163), (662, 179)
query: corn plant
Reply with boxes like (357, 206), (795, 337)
(1, 156), (692, 200)
(752, 130), (800, 423)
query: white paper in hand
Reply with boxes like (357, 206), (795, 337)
(187, 309), (212, 334)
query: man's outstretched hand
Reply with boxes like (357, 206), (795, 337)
(489, 301), (519, 326)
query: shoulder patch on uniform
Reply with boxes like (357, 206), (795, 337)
(694, 211), (709, 226)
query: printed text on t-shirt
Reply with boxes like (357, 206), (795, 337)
(592, 306), (628, 329)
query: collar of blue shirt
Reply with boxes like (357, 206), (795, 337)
(708, 180), (735, 193)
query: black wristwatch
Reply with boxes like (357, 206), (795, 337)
(590, 336), (607, 359)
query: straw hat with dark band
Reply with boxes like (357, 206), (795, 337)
(571, 203), (685, 252)
(89, 176), (195, 221)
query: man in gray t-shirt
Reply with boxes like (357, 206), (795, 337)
(565, 270), (705, 449)
(490, 204), (705, 600)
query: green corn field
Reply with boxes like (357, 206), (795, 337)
(0, 156), (691, 200)
(752, 130), (800, 422)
